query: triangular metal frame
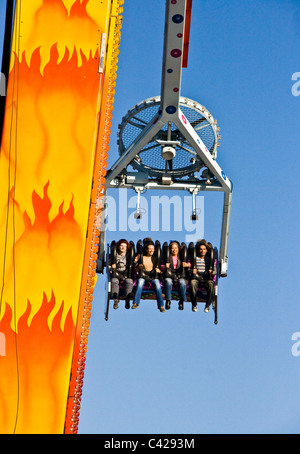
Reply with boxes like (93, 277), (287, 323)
(102, 0), (233, 278)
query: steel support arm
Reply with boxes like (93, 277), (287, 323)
(175, 108), (232, 193)
(160, 0), (187, 113)
(219, 191), (233, 277)
(105, 112), (165, 187)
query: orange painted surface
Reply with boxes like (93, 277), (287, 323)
(0, 0), (123, 434)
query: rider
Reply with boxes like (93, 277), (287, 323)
(111, 239), (134, 310)
(132, 239), (165, 312)
(189, 240), (216, 313)
(163, 241), (189, 311)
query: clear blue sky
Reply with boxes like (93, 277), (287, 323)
(1, 0), (300, 435)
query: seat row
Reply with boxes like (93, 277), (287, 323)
(105, 238), (219, 321)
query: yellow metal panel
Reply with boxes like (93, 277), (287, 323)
(0, 0), (123, 434)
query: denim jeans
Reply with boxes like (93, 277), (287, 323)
(164, 278), (186, 301)
(133, 278), (164, 307)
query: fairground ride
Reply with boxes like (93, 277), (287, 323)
(0, 0), (232, 434)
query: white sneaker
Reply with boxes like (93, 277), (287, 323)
(204, 306), (210, 313)
(192, 306), (197, 312)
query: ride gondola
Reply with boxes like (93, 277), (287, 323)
(98, 0), (232, 325)
(104, 239), (219, 324)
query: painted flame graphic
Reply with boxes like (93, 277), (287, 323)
(0, 296), (75, 433)
(0, 0), (123, 434)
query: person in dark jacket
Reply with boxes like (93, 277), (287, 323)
(111, 239), (134, 309)
(163, 241), (189, 310)
(132, 240), (165, 312)
(189, 240), (216, 313)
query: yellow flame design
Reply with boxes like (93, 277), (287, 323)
(0, 0), (124, 434)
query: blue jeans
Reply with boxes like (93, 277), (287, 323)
(133, 278), (164, 307)
(164, 278), (186, 301)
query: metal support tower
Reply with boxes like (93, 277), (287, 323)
(100, 0), (233, 279)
